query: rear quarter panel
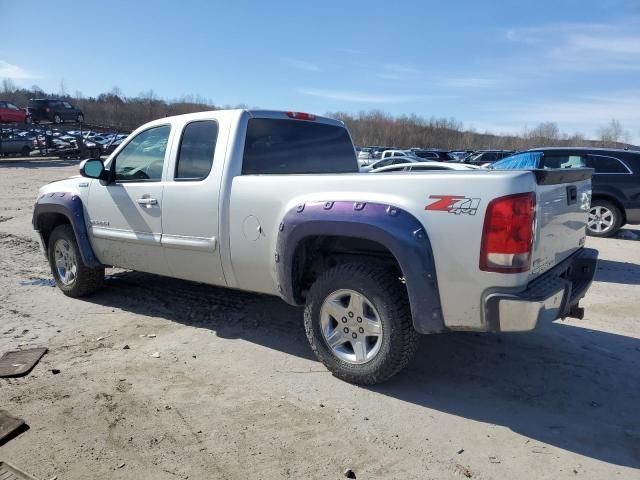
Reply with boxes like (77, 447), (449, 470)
(227, 170), (539, 330)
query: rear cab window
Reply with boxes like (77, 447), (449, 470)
(242, 118), (357, 174)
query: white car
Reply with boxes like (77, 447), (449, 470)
(370, 162), (480, 173)
(360, 154), (428, 172)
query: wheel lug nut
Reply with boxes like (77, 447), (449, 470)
(356, 317), (362, 323)
(348, 312), (354, 318)
(359, 327), (364, 333)
(352, 332), (357, 339)
(341, 317), (347, 323)
(343, 327), (349, 333)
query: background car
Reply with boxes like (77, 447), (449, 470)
(27, 99), (85, 124)
(410, 148), (457, 161)
(0, 133), (33, 156)
(463, 150), (515, 165)
(0, 101), (31, 123)
(370, 162), (480, 172)
(490, 147), (640, 237)
(361, 154), (428, 172)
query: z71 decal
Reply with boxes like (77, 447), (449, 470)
(425, 195), (481, 215)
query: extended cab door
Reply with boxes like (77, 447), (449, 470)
(160, 116), (229, 286)
(85, 124), (172, 275)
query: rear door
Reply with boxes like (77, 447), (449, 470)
(160, 116), (229, 285)
(86, 124), (172, 274)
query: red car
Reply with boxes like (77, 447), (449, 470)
(0, 101), (31, 124)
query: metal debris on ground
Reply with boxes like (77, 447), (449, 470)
(151, 352), (160, 358)
(343, 468), (356, 479)
(0, 410), (26, 444)
(454, 464), (473, 478)
(0, 348), (47, 378)
(0, 462), (39, 480)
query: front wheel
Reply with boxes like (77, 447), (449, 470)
(588, 200), (622, 238)
(77, 114), (84, 123)
(304, 263), (418, 385)
(48, 224), (104, 297)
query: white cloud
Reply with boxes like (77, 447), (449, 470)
(0, 60), (39, 79)
(298, 88), (425, 103)
(505, 20), (640, 72)
(281, 57), (320, 72)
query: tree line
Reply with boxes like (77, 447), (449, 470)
(1, 80), (635, 150)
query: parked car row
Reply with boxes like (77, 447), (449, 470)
(0, 125), (129, 158)
(356, 146), (514, 168)
(0, 98), (85, 125)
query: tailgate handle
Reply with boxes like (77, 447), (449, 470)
(566, 186), (577, 205)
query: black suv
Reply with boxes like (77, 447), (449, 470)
(27, 99), (84, 124)
(492, 147), (640, 237)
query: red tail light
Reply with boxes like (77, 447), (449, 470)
(480, 192), (536, 273)
(45, 107), (50, 113)
(286, 111), (316, 121)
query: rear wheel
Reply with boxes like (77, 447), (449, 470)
(304, 263), (418, 385)
(24, 116), (32, 125)
(20, 146), (30, 157)
(48, 224), (104, 297)
(77, 114), (84, 123)
(53, 113), (62, 124)
(587, 200), (622, 238)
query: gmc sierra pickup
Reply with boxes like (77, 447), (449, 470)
(33, 110), (598, 384)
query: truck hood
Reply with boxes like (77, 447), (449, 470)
(39, 175), (86, 197)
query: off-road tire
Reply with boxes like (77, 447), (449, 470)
(48, 224), (104, 297)
(304, 263), (419, 385)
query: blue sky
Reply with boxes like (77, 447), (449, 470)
(2, 0), (640, 142)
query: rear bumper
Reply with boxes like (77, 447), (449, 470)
(483, 248), (598, 332)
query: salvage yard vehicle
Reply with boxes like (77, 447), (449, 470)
(370, 162), (479, 172)
(491, 148), (640, 238)
(0, 133), (33, 156)
(0, 101), (31, 124)
(27, 98), (84, 124)
(32, 110), (598, 385)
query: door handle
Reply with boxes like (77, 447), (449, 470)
(136, 197), (158, 207)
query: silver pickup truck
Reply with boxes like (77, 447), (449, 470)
(32, 110), (598, 384)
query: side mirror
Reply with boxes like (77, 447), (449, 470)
(80, 158), (106, 180)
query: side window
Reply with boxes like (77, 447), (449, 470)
(483, 153), (497, 162)
(587, 155), (630, 174)
(543, 155), (586, 169)
(175, 120), (218, 180)
(0, 102), (6, 108)
(7, 103), (19, 110)
(114, 125), (171, 182)
(63, 102), (73, 109)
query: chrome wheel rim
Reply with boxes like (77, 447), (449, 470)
(320, 289), (383, 364)
(588, 206), (614, 233)
(53, 239), (77, 285)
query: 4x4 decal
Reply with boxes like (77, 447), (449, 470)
(425, 195), (481, 215)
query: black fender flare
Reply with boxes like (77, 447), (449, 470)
(275, 201), (444, 334)
(32, 192), (101, 268)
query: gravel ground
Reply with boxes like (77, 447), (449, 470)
(0, 157), (639, 479)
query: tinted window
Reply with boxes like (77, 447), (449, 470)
(543, 155), (586, 169)
(114, 125), (171, 182)
(175, 120), (218, 180)
(63, 102), (73, 109)
(482, 153), (497, 162)
(242, 118), (357, 174)
(588, 155), (630, 174)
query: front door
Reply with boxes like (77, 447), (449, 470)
(86, 124), (173, 275)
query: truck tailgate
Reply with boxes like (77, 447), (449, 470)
(530, 169), (592, 277)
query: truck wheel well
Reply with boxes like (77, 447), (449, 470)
(37, 213), (71, 250)
(591, 195), (626, 224)
(291, 235), (403, 303)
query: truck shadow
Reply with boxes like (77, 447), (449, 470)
(85, 270), (640, 470)
(595, 259), (640, 285)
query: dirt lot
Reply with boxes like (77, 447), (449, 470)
(0, 157), (639, 479)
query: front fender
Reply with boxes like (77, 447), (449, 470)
(276, 201), (445, 334)
(32, 192), (101, 268)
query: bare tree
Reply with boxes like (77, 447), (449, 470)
(598, 119), (629, 148)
